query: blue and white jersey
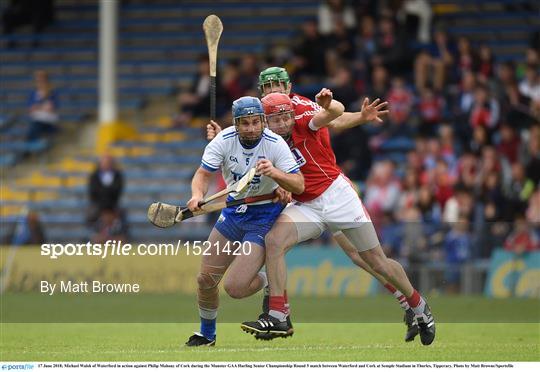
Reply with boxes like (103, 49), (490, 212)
(201, 126), (299, 200)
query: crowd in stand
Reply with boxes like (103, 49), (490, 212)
(176, 0), (540, 277)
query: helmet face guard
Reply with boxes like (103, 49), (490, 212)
(258, 67), (291, 96)
(261, 93), (295, 140)
(266, 111), (295, 140)
(232, 96), (266, 147)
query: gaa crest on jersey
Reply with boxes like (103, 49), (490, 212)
(235, 205), (248, 214)
(290, 148), (307, 167)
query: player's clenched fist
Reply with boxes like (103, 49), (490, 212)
(256, 159), (277, 178)
(206, 120), (222, 141)
(315, 88), (333, 110)
(272, 187), (292, 205)
(187, 195), (203, 212)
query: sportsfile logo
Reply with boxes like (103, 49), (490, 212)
(1, 364), (34, 370)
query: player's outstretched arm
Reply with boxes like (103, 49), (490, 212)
(311, 88), (345, 129)
(206, 120), (222, 141)
(187, 167), (213, 211)
(256, 159), (305, 195)
(329, 98), (389, 131)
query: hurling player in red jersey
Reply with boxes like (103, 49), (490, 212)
(207, 67), (425, 343)
(239, 90), (435, 346)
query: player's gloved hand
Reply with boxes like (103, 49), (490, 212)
(315, 88), (333, 110)
(255, 159), (277, 178)
(206, 120), (222, 141)
(273, 187), (292, 205)
(187, 195), (204, 212)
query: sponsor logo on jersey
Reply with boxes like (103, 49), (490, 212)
(291, 148), (307, 167)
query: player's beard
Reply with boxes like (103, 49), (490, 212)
(240, 136), (260, 146)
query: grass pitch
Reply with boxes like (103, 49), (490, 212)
(1, 295), (539, 361)
(1, 322), (538, 361)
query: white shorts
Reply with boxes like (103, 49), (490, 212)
(283, 175), (380, 251)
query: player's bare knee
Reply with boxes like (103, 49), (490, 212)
(223, 280), (247, 299)
(264, 232), (285, 256)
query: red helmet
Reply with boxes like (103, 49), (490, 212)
(261, 93), (294, 116)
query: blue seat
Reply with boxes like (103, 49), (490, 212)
(0, 153), (17, 167)
(1, 138), (49, 153)
(120, 155), (200, 165)
(125, 183), (190, 194)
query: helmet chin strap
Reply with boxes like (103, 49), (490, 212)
(235, 117), (265, 147)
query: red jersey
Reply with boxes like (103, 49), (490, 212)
(288, 93), (342, 202)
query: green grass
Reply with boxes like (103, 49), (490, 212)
(1, 295), (539, 361)
(1, 323), (538, 361)
(2, 294), (539, 323)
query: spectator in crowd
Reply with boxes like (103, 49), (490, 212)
(455, 36), (477, 80)
(454, 71), (476, 144)
(497, 124), (521, 164)
(504, 212), (540, 254)
(518, 64), (540, 103)
(328, 65), (357, 109)
(293, 19), (327, 80)
(91, 208), (129, 244)
(400, 206), (429, 269)
(438, 125), (460, 171)
(386, 76), (414, 134)
(477, 200), (510, 259)
(418, 86), (445, 137)
(444, 217), (472, 293)
(433, 158), (455, 209)
(456, 151), (478, 190)
(492, 61), (518, 105)
(87, 154), (124, 224)
(379, 212), (402, 258)
(526, 189), (540, 229)
(4, 210), (45, 246)
(325, 19), (356, 72)
(373, 16), (409, 76)
(504, 162), (535, 218)
(468, 84), (500, 131)
(397, 167), (420, 212)
(354, 15), (377, 71)
(399, 0), (432, 43)
(468, 125), (490, 156)
(222, 60), (243, 101)
(27, 70), (59, 142)
(318, 0), (356, 36)
(521, 125), (540, 185)
(417, 184), (442, 226)
(175, 55), (226, 125)
(477, 44), (495, 82)
(366, 64), (389, 99)
(477, 146), (503, 190)
(364, 160), (401, 226)
(443, 186), (474, 223)
(414, 30), (455, 92)
(491, 61), (532, 128)
(237, 53), (260, 96)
